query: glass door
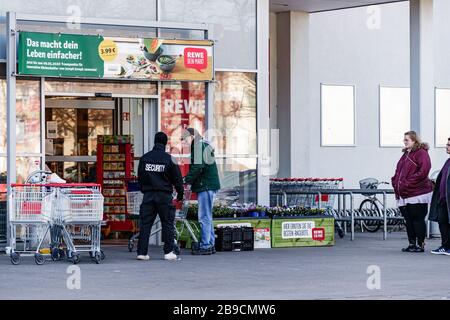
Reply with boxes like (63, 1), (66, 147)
(45, 98), (115, 183)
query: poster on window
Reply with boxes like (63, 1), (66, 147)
(160, 83), (205, 176)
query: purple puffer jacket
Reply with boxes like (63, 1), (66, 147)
(391, 146), (433, 200)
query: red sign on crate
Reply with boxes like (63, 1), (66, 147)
(312, 228), (325, 241)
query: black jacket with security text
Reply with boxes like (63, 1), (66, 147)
(138, 143), (184, 200)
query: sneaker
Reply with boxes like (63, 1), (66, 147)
(164, 252), (178, 261)
(444, 249), (450, 256)
(211, 247), (216, 254)
(401, 244), (416, 252)
(137, 255), (150, 261)
(431, 247), (447, 255)
(414, 243), (425, 253)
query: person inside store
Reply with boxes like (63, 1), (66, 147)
(429, 138), (450, 255)
(182, 128), (221, 255)
(137, 132), (184, 261)
(392, 131), (433, 253)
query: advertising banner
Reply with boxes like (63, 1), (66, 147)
(18, 32), (214, 81)
(160, 83), (205, 177)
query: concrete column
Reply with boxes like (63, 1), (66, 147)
(410, 0), (434, 142)
(276, 11), (310, 178)
(290, 12), (310, 178)
(276, 12), (291, 178)
(257, 0), (270, 205)
(410, 0), (438, 237)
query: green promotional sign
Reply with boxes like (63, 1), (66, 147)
(18, 31), (214, 81)
(18, 32), (104, 77)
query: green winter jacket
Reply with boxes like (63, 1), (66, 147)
(184, 139), (221, 193)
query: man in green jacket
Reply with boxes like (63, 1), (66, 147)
(182, 128), (221, 255)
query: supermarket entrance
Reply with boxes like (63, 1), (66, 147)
(44, 96), (158, 183)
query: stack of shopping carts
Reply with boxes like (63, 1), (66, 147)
(8, 184), (55, 265)
(53, 186), (104, 264)
(270, 178), (343, 208)
(7, 183), (105, 265)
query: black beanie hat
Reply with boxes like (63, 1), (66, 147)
(154, 132), (168, 146)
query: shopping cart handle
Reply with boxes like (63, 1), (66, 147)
(11, 183), (101, 188)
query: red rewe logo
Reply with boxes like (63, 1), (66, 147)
(184, 48), (208, 72)
(312, 228), (325, 241)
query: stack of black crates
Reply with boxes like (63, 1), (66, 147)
(215, 226), (254, 252)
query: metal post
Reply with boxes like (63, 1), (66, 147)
(343, 194), (347, 235)
(6, 12), (17, 249)
(283, 191), (287, 206)
(40, 77), (45, 170)
(350, 193), (354, 241)
(318, 192), (322, 209)
(383, 192), (387, 240)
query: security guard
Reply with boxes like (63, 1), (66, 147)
(137, 132), (184, 261)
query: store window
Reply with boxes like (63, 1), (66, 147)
(380, 87), (410, 147)
(214, 72), (257, 204)
(214, 72), (257, 156)
(17, 80), (41, 154)
(45, 106), (114, 157)
(436, 88), (450, 147)
(16, 156), (41, 183)
(160, 82), (205, 177)
(0, 80), (41, 154)
(0, 80), (5, 154)
(216, 158), (257, 205)
(3, 0), (157, 20)
(159, 0), (257, 69)
(160, 82), (206, 155)
(321, 84), (355, 146)
(0, 80), (42, 183)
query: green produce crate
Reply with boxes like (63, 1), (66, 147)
(271, 216), (334, 248)
(175, 220), (200, 249)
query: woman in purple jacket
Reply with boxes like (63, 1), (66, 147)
(392, 131), (433, 252)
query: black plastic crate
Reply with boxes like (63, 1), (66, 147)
(242, 227), (254, 242)
(242, 241), (254, 251)
(215, 226), (254, 252)
(232, 228), (243, 242)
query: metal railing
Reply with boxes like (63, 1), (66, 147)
(270, 188), (397, 241)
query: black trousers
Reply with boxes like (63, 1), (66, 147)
(399, 203), (428, 245)
(437, 202), (450, 249)
(137, 191), (176, 255)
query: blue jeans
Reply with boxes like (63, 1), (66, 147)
(197, 190), (217, 250)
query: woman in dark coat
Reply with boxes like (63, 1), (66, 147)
(429, 138), (450, 255)
(392, 131), (433, 252)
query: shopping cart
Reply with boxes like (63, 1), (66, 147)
(127, 185), (199, 255)
(270, 178), (345, 238)
(8, 184), (55, 265)
(270, 178), (343, 208)
(53, 185), (104, 264)
(174, 186), (200, 253)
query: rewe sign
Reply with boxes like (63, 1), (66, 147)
(184, 48), (208, 73)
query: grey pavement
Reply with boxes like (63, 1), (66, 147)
(1, 232), (450, 300)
